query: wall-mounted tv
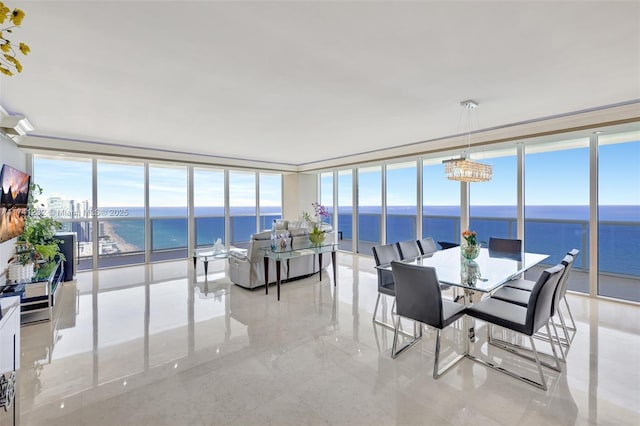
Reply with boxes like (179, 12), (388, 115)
(0, 164), (31, 243)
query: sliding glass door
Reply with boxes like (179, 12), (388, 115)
(598, 133), (640, 302)
(469, 150), (517, 241)
(97, 160), (145, 267)
(423, 158), (460, 248)
(386, 161), (416, 244)
(525, 139), (589, 293)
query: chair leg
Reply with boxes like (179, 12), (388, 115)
(466, 331), (551, 391)
(557, 309), (574, 348)
(372, 293), (381, 323)
(433, 329), (441, 378)
(372, 293), (396, 330)
(529, 336), (548, 392)
(432, 323), (466, 379)
(489, 329), (562, 372)
(373, 294), (416, 339)
(563, 296), (577, 331)
(545, 323), (562, 371)
(550, 320), (565, 361)
(391, 316), (423, 359)
(391, 316), (401, 359)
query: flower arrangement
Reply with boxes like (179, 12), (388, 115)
(0, 1), (30, 76)
(462, 230), (479, 246)
(303, 202), (329, 228)
(461, 230), (484, 260)
(303, 202), (329, 245)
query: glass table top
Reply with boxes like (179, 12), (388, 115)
(262, 242), (338, 260)
(377, 247), (549, 293)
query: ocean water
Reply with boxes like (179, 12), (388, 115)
(103, 205), (639, 276)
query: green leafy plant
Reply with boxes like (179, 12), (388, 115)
(17, 183), (65, 265)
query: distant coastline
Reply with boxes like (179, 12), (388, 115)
(101, 221), (140, 252)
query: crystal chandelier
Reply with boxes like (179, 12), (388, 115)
(443, 100), (492, 182)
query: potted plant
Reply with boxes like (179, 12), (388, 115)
(303, 202), (330, 246)
(17, 183), (65, 266)
(7, 241), (35, 282)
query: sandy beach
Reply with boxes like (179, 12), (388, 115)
(101, 221), (141, 252)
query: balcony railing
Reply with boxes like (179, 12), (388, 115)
(334, 213), (638, 280)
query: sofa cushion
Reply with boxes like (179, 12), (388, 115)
(289, 228), (308, 237)
(274, 219), (288, 230)
(252, 231), (272, 241)
(287, 220), (308, 231)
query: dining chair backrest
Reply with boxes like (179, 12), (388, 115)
(390, 261), (445, 329)
(372, 244), (401, 291)
(437, 241), (459, 250)
(488, 237), (522, 255)
(397, 240), (421, 260)
(418, 237), (438, 255)
(558, 250), (578, 300)
(527, 263), (565, 335)
(552, 255), (575, 315)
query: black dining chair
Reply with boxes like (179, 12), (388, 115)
(372, 244), (401, 329)
(490, 254), (575, 361)
(390, 261), (466, 378)
(437, 241), (459, 250)
(488, 237), (522, 258)
(504, 248), (580, 343)
(466, 264), (565, 390)
(396, 240), (421, 260)
(418, 237), (438, 255)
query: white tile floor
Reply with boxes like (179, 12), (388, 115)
(18, 254), (640, 426)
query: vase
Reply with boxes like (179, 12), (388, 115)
(309, 230), (326, 246)
(461, 260), (481, 286)
(461, 241), (480, 260)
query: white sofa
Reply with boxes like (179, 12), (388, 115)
(228, 220), (334, 289)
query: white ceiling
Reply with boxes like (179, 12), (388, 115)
(1, 1), (639, 169)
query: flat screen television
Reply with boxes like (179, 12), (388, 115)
(0, 164), (31, 243)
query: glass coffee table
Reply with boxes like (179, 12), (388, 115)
(192, 248), (229, 275)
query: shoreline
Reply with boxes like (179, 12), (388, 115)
(100, 221), (140, 253)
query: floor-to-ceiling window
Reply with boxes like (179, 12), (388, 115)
(32, 155), (94, 269)
(525, 139), (589, 293)
(423, 157), (460, 247)
(32, 155), (284, 267)
(194, 168), (225, 247)
(470, 150), (517, 241)
(149, 164), (188, 261)
(258, 173), (282, 231)
(357, 166), (381, 254)
(320, 172), (334, 233)
(337, 170), (353, 252)
(97, 159), (145, 267)
(386, 161), (416, 243)
(598, 132), (640, 302)
(228, 171), (256, 248)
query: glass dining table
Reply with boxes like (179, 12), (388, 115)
(376, 246), (549, 341)
(377, 246), (549, 296)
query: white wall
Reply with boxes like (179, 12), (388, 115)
(282, 173), (317, 221)
(0, 134), (27, 282)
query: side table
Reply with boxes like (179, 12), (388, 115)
(192, 248), (229, 275)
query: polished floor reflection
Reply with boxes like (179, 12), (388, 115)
(19, 254), (640, 425)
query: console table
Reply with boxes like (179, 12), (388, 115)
(0, 259), (63, 325)
(263, 243), (338, 301)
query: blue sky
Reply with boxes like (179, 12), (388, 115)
(33, 140), (639, 208)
